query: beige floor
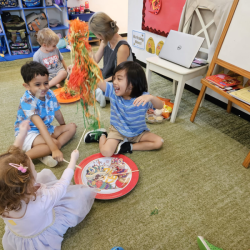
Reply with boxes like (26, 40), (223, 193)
(0, 49), (250, 250)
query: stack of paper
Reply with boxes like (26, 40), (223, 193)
(229, 86), (250, 105)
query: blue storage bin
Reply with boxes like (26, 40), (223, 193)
(69, 11), (94, 22)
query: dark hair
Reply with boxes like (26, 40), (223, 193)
(113, 61), (148, 98)
(21, 61), (49, 84)
(0, 146), (36, 215)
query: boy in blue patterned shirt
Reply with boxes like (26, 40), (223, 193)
(14, 61), (76, 167)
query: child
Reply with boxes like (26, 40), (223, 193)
(33, 28), (68, 88)
(1, 120), (96, 250)
(84, 61), (164, 156)
(14, 61), (76, 167)
(88, 12), (133, 107)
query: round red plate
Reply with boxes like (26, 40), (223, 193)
(74, 153), (139, 200)
(53, 88), (80, 104)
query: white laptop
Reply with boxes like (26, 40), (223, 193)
(159, 30), (207, 68)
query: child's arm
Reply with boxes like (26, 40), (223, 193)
(39, 150), (81, 210)
(97, 79), (107, 93)
(93, 40), (107, 63)
(13, 120), (30, 149)
(104, 76), (112, 82)
(67, 150), (79, 170)
(31, 115), (63, 162)
(61, 59), (67, 71)
(133, 95), (164, 110)
(54, 110), (66, 125)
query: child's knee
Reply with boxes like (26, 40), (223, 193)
(68, 123), (77, 135)
(100, 147), (114, 157)
(62, 70), (67, 78)
(155, 137), (164, 149)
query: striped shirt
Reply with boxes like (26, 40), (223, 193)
(105, 82), (153, 137)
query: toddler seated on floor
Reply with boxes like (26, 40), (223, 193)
(33, 28), (68, 88)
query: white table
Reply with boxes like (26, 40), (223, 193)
(146, 56), (208, 123)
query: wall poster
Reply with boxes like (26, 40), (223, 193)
(132, 30), (145, 50)
(142, 0), (186, 37)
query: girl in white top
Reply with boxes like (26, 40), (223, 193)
(0, 120), (96, 250)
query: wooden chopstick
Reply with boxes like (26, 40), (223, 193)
(63, 159), (82, 169)
(76, 128), (87, 150)
(110, 170), (139, 176)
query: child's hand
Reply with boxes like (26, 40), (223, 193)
(52, 149), (63, 162)
(71, 150), (79, 162)
(19, 120), (31, 135)
(67, 65), (73, 75)
(133, 95), (153, 107)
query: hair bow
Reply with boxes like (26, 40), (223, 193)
(9, 163), (28, 173)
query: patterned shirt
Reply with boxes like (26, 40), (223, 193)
(105, 82), (153, 137)
(33, 48), (64, 75)
(14, 90), (60, 136)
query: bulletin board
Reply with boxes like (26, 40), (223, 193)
(142, 0), (186, 37)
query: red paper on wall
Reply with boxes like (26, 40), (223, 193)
(142, 0), (186, 37)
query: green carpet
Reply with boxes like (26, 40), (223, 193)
(0, 52), (250, 250)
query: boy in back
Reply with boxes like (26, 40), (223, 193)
(14, 61), (77, 167)
(33, 28), (67, 88)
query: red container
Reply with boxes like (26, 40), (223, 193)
(75, 7), (80, 14)
(85, 1), (89, 9)
(80, 5), (84, 14)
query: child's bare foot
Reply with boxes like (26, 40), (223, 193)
(56, 83), (61, 88)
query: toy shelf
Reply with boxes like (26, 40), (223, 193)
(0, 0), (69, 61)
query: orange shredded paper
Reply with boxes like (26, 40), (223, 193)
(65, 19), (103, 129)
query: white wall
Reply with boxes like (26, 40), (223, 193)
(127, 0), (249, 115)
(67, 0), (128, 34)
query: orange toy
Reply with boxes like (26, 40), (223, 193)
(54, 88), (80, 104)
(156, 97), (174, 119)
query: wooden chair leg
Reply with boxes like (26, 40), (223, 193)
(190, 85), (207, 122)
(227, 100), (232, 113)
(200, 74), (207, 108)
(242, 150), (250, 168)
(200, 90), (206, 107)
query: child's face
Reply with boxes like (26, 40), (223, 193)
(23, 74), (49, 100)
(43, 43), (57, 53)
(113, 70), (132, 99)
